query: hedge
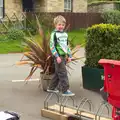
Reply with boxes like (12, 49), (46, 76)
(101, 10), (120, 25)
(85, 23), (120, 68)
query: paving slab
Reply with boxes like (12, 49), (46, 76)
(0, 48), (112, 120)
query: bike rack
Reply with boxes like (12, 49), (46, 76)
(43, 92), (112, 120)
(59, 95), (76, 113)
(44, 91), (76, 112)
(44, 92), (60, 110)
(95, 101), (112, 120)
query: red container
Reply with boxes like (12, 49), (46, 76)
(99, 59), (120, 108)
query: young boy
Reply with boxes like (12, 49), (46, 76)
(47, 15), (75, 96)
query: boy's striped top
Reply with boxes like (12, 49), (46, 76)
(50, 30), (72, 58)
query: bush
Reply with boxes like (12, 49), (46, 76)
(0, 35), (8, 42)
(101, 10), (120, 25)
(85, 23), (120, 68)
(7, 28), (25, 41)
(89, 0), (117, 2)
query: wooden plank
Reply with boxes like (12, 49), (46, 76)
(41, 104), (112, 120)
(41, 109), (68, 120)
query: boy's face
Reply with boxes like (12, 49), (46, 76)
(55, 22), (65, 31)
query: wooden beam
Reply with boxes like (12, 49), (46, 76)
(41, 104), (112, 120)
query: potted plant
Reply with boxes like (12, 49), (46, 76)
(16, 15), (81, 91)
(82, 23), (120, 89)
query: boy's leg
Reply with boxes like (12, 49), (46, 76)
(57, 56), (69, 93)
(48, 72), (59, 90)
(48, 58), (59, 90)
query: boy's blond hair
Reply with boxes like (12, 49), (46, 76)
(54, 15), (66, 25)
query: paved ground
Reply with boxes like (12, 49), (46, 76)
(0, 48), (111, 120)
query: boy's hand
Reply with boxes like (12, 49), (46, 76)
(67, 57), (72, 63)
(56, 57), (62, 64)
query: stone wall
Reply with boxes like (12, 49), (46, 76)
(34, 0), (87, 13)
(34, 0), (46, 12)
(88, 3), (116, 13)
(4, 0), (87, 17)
(46, 0), (64, 12)
(5, 0), (23, 18)
(73, 0), (87, 12)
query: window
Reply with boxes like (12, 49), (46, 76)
(0, 0), (4, 19)
(64, 0), (72, 12)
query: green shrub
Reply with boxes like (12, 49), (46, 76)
(85, 23), (120, 68)
(88, 0), (117, 3)
(101, 10), (120, 25)
(7, 28), (25, 41)
(0, 35), (8, 42)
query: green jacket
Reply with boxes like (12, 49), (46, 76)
(50, 30), (72, 58)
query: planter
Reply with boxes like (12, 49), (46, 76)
(40, 72), (53, 91)
(82, 66), (104, 90)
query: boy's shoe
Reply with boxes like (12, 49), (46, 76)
(62, 90), (75, 96)
(47, 89), (59, 93)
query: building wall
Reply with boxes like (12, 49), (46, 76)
(5, 0), (23, 18)
(5, 0), (87, 16)
(73, 0), (87, 12)
(34, 0), (87, 13)
(46, 0), (64, 12)
(34, 0), (47, 12)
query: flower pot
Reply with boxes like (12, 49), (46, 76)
(40, 72), (53, 91)
(82, 66), (104, 90)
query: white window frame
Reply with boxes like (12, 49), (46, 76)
(0, 0), (4, 19)
(64, 0), (72, 12)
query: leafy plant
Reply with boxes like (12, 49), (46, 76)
(101, 10), (120, 25)
(85, 23), (120, 68)
(7, 28), (25, 41)
(16, 15), (81, 80)
(0, 35), (8, 42)
(88, 0), (119, 4)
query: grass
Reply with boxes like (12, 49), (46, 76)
(0, 29), (86, 54)
(68, 29), (86, 47)
(34, 29), (86, 46)
(0, 40), (24, 54)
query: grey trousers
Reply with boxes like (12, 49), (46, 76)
(49, 56), (69, 93)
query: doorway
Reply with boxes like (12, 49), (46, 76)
(22, 0), (34, 12)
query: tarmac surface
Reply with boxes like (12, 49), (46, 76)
(0, 48), (112, 120)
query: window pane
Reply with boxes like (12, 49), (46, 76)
(64, 0), (67, 9)
(68, 3), (70, 9)
(64, 0), (72, 12)
(0, 0), (3, 7)
(68, 0), (72, 9)
(0, 7), (3, 18)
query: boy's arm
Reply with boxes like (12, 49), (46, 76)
(67, 47), (72, 58)
(50, 32), (59, 57)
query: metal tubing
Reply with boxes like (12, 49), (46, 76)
(95, 101), (112, 120)
(44, 92), (60, 110)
